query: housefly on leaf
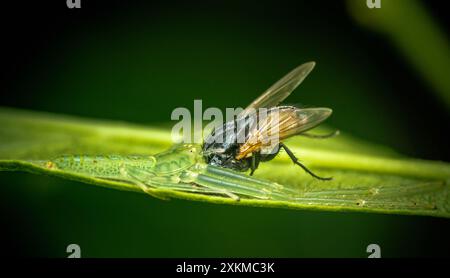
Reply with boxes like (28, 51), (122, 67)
(203, 62), (338, 180)
(44, 62), (442, 209)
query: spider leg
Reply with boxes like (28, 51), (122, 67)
(197, 164), (300, 201)
(117, 162), (439, 211)
(119, 165), (232, 200)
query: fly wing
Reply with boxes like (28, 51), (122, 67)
(240, 62), (316, 117)
(277, 107), (333, 139)
(236, 107), (332, 159)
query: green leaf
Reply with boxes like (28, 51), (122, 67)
(1, 107), (449, 218)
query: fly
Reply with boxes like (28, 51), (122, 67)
(203, 62), (338, 180)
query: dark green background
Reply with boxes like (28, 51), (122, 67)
(1, 0), (449, 257)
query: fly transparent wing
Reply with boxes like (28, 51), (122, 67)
(237, 107), (332, 159)
(279, 107), (333, 138)
(240, 62), (316, 117)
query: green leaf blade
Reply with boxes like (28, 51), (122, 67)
(1, 107), (449, 218)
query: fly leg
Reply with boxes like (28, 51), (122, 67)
(279, 142), (332, 181)
(197, 166), (441, 210)
(249, 152), (261, 176)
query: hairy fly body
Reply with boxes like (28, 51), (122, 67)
(203, 62), (337, 180)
